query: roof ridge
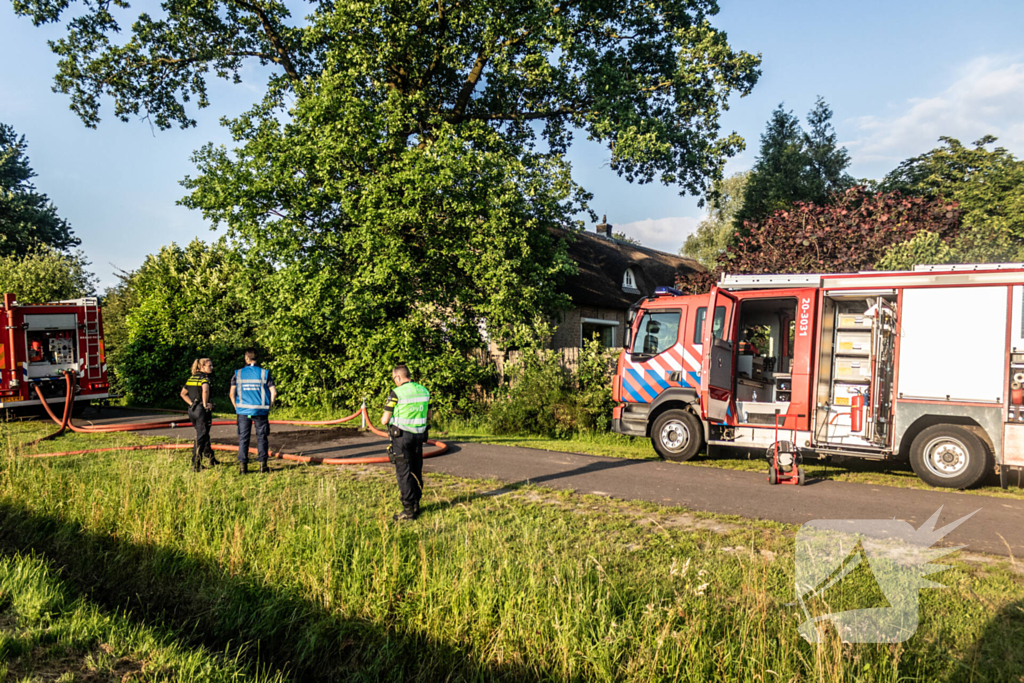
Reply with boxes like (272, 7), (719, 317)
(559, 226), (701, 268)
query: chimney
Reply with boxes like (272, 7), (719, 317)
(596, 215), (612, 238)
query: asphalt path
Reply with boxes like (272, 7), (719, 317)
(75, 408), (1024, 557)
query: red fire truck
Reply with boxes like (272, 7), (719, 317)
(612, 264), (1024, 489)
(1, 293), (110, 414)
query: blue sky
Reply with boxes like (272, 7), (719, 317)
(2, 0), (1024, 288)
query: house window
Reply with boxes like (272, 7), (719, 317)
(622, 267), (639, 293)
(581, 318), (618, 348)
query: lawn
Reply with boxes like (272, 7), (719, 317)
(1, 419), (1022, 681)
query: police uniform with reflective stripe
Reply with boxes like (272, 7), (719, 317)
(185, 373), (210, 405)
(184, 373), (213, 469)
(386, 381), (431, 513)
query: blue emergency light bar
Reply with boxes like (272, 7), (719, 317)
(654, 286), (683, 296)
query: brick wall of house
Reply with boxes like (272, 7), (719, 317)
(551, 308), (581, 348)
(551, 307), (627, 349)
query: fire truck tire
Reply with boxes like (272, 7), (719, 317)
(909, 425), (991, 489)
(71, 401), (90, 418)
(650, 409), (703, 462)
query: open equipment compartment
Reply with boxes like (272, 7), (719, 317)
(815, 292), (896, 449)
(25, 312), (81, 379)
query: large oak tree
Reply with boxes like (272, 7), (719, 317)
(15, 0), (761, 407)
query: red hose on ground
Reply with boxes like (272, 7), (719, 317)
(27, 375), (447, 463)
(26, 374), (74, 446)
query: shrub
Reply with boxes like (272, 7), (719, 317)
(566, 336), (617, 433)
(112, 337), (246, 407)
(488, 347), (571, 436)
(488, 336), (616, 437)
(104, 239), (253, 403)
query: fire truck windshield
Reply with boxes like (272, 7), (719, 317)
(631, 310), (680, 355)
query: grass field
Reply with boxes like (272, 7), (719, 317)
(1, 419), (1023, 681)
(436, 420), (1024, 501)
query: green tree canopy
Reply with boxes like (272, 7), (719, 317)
(877, 136), (1024, 267)
(102, 239), (254, 404)
(734, 97), (854, 231)
(0, 123), (79, 256)
(681, 170), (748, 268)
(18, 0), (762, 409)
(0, 247), (95, 303)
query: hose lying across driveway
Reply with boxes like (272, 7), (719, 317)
(26, 374), (448, 464)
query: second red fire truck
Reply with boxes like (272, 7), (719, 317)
(612, 264), (1024, 489)
(0, 293), (111, 414)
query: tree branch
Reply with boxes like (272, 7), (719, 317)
(450, 49), (489, 119)
(227, 0), (300, 81)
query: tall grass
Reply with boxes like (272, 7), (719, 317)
(0, 550), (284, 681)
(1, 420), (1022, 681)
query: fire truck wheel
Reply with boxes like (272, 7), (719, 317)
(650, 409), (703, 462)
(909, 425), (990, 489)
(71, 401), (90, 418)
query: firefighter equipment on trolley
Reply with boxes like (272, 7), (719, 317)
(767, 409), (805, 486)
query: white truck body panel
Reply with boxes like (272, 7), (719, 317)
(898, 286), (1006, 403)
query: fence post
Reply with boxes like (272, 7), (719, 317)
(361, 398), (366, 430)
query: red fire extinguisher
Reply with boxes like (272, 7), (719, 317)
(851, 393), (864, 433)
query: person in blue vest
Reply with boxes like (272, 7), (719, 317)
(380, 364), (431, 521)
(229, 348), (277, 474)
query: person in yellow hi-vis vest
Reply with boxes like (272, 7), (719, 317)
(380, 364), (431, 521)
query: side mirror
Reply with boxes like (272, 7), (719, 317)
(624, 327), (633, 350)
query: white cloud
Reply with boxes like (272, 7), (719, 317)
(612, 216), (702, 254)
(848, 56), (1024, 173)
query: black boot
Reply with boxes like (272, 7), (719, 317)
(239, 462), (249, 475)
(393, 508), (418, 521)
(259, 461), (270, 474)
(206, 451), (220, 467)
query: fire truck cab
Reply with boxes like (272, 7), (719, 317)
(611, 264), (1024, 489)
(1, 293), (110, 414)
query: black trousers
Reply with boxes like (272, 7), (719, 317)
(237, 414), (270, 463)
(189, 404), (212, 464)
(393, 431), (426, 511)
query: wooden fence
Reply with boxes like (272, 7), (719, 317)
(470, 347), (618, 383)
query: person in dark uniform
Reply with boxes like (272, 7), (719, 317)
(380, 365), (431, 521)
(179, 357), (218, 472)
